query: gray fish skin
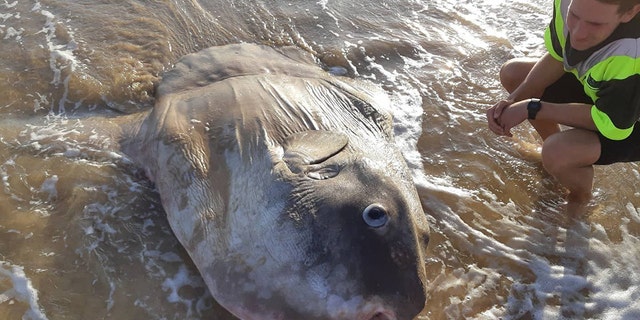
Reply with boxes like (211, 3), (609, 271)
(121, 43), (430, 320)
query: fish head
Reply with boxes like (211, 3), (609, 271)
(211, 130), (429, 320)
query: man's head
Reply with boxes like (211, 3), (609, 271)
(597, 0), (640, 14)
(567, 0), (640, 50)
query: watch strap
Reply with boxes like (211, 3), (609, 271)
(527, 98), (542, 120)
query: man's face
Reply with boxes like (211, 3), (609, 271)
(566, 0), (638, 50)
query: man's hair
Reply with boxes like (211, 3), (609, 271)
(597, 0), (640, 14)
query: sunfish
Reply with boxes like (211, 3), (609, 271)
(120, 43), (430, 319)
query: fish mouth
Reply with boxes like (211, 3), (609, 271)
(360, 309), (397, 320)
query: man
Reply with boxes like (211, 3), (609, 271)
(486, 0), (640, 215)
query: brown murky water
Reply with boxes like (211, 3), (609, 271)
(2, 0), (640, 319)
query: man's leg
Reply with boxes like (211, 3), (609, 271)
(499, 57), (536, 93)
(499, 58), (561, 140)
(541, 129), (601, 215)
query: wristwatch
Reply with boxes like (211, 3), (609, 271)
(527, 98), (542, 120)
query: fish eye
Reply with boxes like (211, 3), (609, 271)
(362, 204), (389, 228)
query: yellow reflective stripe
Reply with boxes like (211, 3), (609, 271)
(591, 105), (634, 140)
(544, 0), (567, 61)
(545, 27), (563, 61)
(554, 0), (566, 48)
(583, 56), (640, 101)
(589, 56), (640, 82)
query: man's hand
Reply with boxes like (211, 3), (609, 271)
(486, 99), (513, 136)
(486, 99), (528, 137)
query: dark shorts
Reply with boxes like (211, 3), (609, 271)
(542, 73), (640, 165)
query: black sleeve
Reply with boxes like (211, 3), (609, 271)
(595, 74), (640, 130)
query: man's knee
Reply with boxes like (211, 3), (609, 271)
(499, 58), (535, 93)
(541, 136), (565, 175)
(499, 62), (520, 93)
(541, 131), (600, 174)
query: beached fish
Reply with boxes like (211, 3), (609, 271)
(120, 43), (430, 320)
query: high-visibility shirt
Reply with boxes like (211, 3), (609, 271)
(544, 0), (640, 140)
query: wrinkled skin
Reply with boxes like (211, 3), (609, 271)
(121, 43), (430, 320)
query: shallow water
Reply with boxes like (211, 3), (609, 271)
(1, 0), (640, 319)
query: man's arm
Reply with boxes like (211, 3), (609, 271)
(487, 53), (566, 136)
(507, 52), (566, 102)
(496, 100), (597, 137)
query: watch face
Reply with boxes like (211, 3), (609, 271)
(528, 99), (541, 110)
(527, 99), (542, 119)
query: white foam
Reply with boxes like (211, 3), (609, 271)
(0, 1), (22, 42)
(3, 26), (22, 40)
(626, 202), (640, 223)
(0, 261), (47, 320)
(316, 0), (328, 10)
(583, 222), (640, 318)
(22, 1), (81, 113)
(38, 175), (58, 201)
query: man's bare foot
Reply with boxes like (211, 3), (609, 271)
(513, 137), (542, 162)
(565, 193), (592, 220)
(566, 200), (589, 218)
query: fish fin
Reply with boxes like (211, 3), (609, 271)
(282, 130), (348, 178)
